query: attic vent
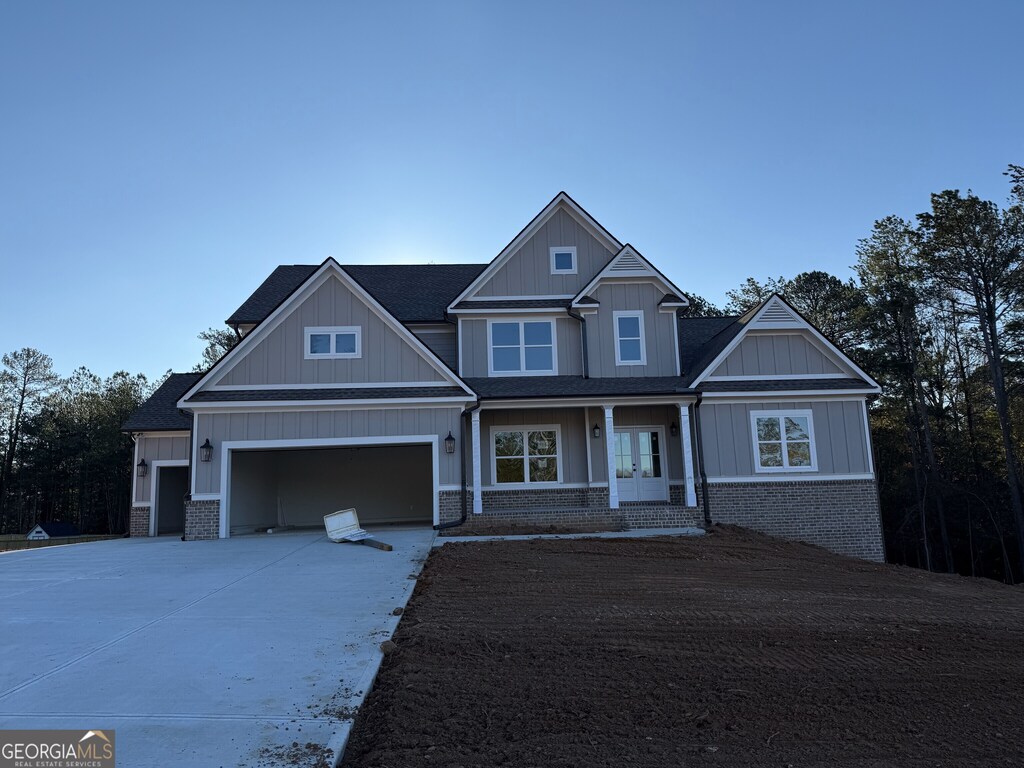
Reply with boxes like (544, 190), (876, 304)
(610, 250), (645, 271)
(756, 299), (800, 325)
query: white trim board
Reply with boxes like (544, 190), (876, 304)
(218, 434), (441, 538)
(572, 244), (688, 308)
(690, 294), (880, 390)
(206, 381), (448, 391)
(184, 396), (473, 410)
(700, 390), (877, 400)
(178, 259), (477, 406)
(707, 473), (875, 484)
(447, 192), (623, 309)
(706, 373), (851, 381)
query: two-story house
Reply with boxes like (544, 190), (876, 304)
(122, 193), (884, 560)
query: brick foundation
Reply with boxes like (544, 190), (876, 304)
(184, 499), (221, 540)
(130, 506), (151, 537)
(438, 485), (703, 535)
(707, 479), (884, 562)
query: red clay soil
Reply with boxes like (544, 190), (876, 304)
(341, 526), (1024, 767)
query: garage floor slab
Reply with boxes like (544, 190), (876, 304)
(0, 526), (435, 767)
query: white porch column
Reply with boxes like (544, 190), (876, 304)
(471, 409), (483, 515)
(603, 405), (619, 509)
(679, 403), (697, 507)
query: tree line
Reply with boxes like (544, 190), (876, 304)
(2, 167), (1021, 582)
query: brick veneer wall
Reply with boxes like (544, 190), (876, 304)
(130, 506), (150, 537)
(184, 499), (220, 540)
(707, 479), (884, 562)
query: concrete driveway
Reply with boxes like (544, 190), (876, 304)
(0, 527), (435, 767)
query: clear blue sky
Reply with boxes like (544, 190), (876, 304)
(1, 1), (1021, 380)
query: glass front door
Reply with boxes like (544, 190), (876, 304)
(614, 428), (668, 502)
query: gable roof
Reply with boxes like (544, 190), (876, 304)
(447, 192), (623, 309)
(571, 244), (688, 308)
(122, 373), (202, 432)
(31, 521), (81, 537)
(182, 258), (477, 405)
(227, 263), (486, 326)
(686, 294), (880, 391)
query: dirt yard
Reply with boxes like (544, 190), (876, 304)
(341, 526), (1024, 767)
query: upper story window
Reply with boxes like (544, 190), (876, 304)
(750, 410), (817, 472)
(549, 246), (577, 275)
(488, 319), (556, 376)
(613, 311), (646, 365)
(304, 326), (362, 360)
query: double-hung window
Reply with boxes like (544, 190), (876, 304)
(489, 320), (555, 375)
(614, 311), (646, 365)
(750, 410), (817, 472)
(493, 427), (560, 484)
(304, 326), (361, 359)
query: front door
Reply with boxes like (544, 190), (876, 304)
(614, 428), (668, 502)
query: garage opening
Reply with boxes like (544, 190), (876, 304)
(155, 466), (188, 535)
(228, 445), (433, 535)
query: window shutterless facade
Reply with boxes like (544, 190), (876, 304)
(613, 310), (646, 365)
(491, 426), (561, 485)
(304, 326), (362, 359)
(750, 410), (817, 472)
(549, 246), (577, 274)
(487, 319), (556, 376)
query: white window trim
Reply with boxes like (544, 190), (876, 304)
(304, 326), (362, 360)
(749, 409), (818, 473)
(549, 246), (578, 275)
(613, 310), (647, 366)
(486, 318), (558, 377)
(490, 424), (563, 487)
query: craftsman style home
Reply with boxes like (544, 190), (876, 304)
(123, 193), (884, 560)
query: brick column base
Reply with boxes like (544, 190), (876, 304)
(130, 506), (151, 537)
(184, 499), (221, 540)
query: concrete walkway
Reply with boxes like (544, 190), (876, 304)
(0, 526), (435, 767)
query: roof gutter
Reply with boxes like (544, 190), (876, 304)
(692, 393), (712, 526)
(566, 308), (589, 379)
(434, 402), (481, 531)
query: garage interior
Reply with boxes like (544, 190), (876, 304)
(155, 466), (188, 535)
(228, 445), (433, 535)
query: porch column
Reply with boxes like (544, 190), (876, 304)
(603, 405), (619, 509)
(471, 409), (483, 515)
(678, 403), (697, 507)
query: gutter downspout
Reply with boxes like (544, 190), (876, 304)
(567, 308), (589, 378)
(434, 401), (480, 531)
(692, 393), (712, 526)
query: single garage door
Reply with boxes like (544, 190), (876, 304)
(228, 445), (432, 535)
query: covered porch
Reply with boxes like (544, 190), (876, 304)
(449, 395), (702, 533)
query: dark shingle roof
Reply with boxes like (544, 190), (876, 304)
(32, 521), (81, 537)
(464, 376), (696, 400)
(678, 315), (743, 384)
(698, 378), (874, 392)
(121, 373), (202, 432)
(186, 386), (465, 402)
(226, 263), (487, 326)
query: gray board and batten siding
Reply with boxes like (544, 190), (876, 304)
(212, 276), (449, 388)
(700, 400), (871, 479)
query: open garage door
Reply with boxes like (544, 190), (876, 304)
(228, 444), (433, 536)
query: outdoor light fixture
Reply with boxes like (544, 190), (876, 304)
(592, 423), (601, 439)
(136, 458), (148, 478)
(199, 439), (213, 462)
(444, 431), (456, 454)
(670, 421), (679, 437)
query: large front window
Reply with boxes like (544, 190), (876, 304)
(493, 427), (560, 484)
(489, 320), (555, 375)
(751, 410), (817, 472)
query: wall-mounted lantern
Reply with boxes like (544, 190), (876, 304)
(444, 431), (456, 454)
(199, 439), (213, 462)
(592, 423), (601, 439)
(136, 458), (148, 478)
(670, 422), (679, 437)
